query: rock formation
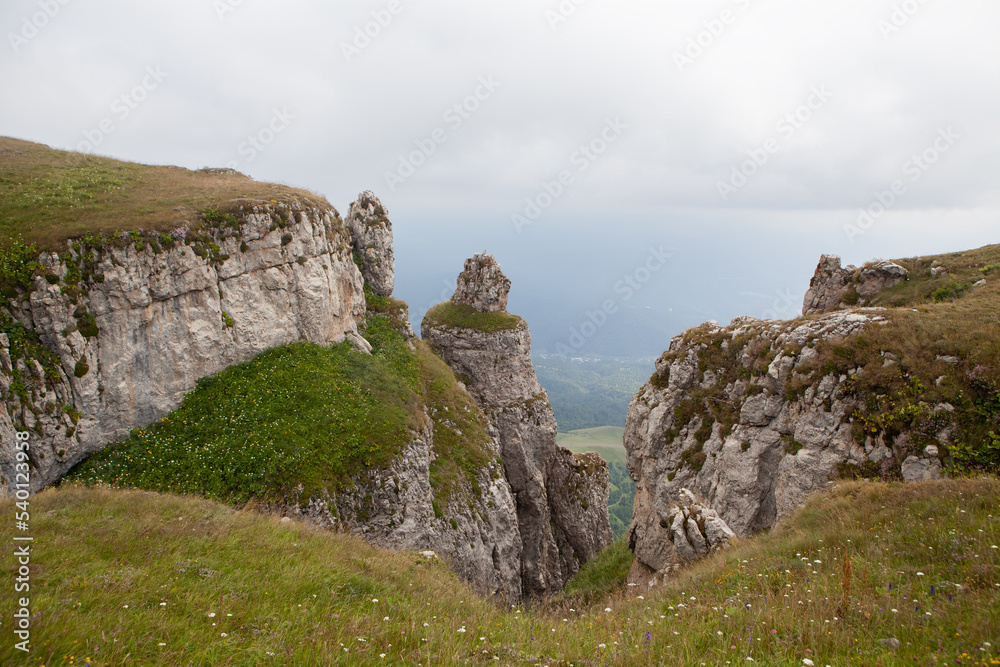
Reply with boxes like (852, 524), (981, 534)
(627, 488), (736, 588)
(423, 253), (613, 598)
(346, 191), (395, 297)
(286, 413), (523, 602)
(453, 253), (511, 313)
(0, 202), (365, 494)
(802, 255), (909, 315)
(625, 309), (950, 574)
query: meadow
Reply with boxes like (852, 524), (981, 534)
(1, 478), (995, 666)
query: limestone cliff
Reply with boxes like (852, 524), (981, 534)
(286, 405), (523, 602)
(422, 254), (613, 598)
(0, 201), (366, 494)
(347, 191), (395, 298)
(802, 255), (908, 315)
(624, 250), (984, 585)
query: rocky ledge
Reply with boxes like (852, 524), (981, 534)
(423, 253), (613, 598)
(626, 286), (952, 585)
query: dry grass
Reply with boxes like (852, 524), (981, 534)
(0, 137), (329, 250)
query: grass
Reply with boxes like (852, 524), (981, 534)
(66, 340), (417, 503)
(797, 246), (1000, 473)
(423, 301), (524, 333)
(67, 314), (495, 509)
(1, 478), (997, 665)
(658, 242), (1000, 476)
(0, 137), (327, 251)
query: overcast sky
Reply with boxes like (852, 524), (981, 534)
(3, 0), (998, 357)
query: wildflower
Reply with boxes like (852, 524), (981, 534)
(372, 599), (379, 603)
(804, 660), (815, 666)
(220, 633), (228, 638)
(605, 608), (612, 613)
(458, 627), (466, 633)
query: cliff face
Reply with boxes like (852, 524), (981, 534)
(802, 255), (908, 315)
(1, 202), (366, 494)
(422, 254), (612, 598)
(288, 408), (523, 602)
(346, 191), (394, 298)
(625, 252), (972, 584)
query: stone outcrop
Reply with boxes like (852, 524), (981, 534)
(453, 253), (511, 313)
(346, 191), (394, 297)
(423, 255), (612, 598)
(626, 308), (949, 582)
(285, 413), (523, 602)
(627, 488), (736, 588)
(802, 255), (908, 315)
(0, 202), (366, 494)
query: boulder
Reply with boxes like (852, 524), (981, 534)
(452, 253), (511, 313)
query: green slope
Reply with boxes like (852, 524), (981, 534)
(67, 315), (494, 508)
(0, 136), (327, 250)
(2, 479), (997, 665)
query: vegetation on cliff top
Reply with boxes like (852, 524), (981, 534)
(423, 300), (524, 333)
(69, 313), (495, 509)
(0, 136), (327, 250)
(3, 478), (996, 665)
(656, 242), (1000, 476)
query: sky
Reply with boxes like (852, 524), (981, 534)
(2, 0), (998, 357)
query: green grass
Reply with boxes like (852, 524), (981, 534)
(557, 427), (626, 465)
(2, 478), (997, 665)
(561, 537), (635, 603)
(68, 316), (494, 508)
(67, 340), (418, 503)
(422, 301), (524, 333)
(0, 137), (327, 250)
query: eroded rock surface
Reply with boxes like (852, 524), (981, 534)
(0, 202), (366, 494)
(626, 309), (948, 581)
(802, 255), (908, 315)
(423, 255), (612, 598)
(627, 488), (736, 588)
(285, 413), (523, 602)
(347, 191), (395, 297)
(452, 253), (511, 313)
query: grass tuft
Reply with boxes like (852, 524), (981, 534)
(423, 301), (524, 333)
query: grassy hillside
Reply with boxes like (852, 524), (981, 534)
(802, 243), (1000, 475)
(1, 478), (996, 665)
(0, 137), (327, 250)
(535, 356), (651, 431)
(68, 315), (495, 509)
